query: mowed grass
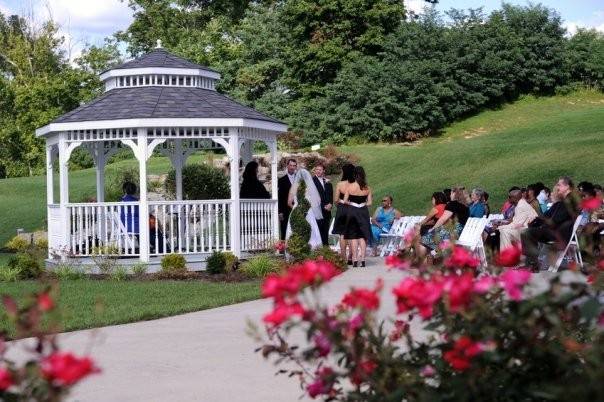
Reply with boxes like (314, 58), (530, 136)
(344, 89), (604, 214)
(0, 280), (260, 336)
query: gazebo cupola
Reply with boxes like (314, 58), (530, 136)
(36, 42), (288, 267)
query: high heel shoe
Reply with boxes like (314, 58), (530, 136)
(352, 261), (358, 268)
(360, 261), (366, 268)
(347, 259), (353, 266)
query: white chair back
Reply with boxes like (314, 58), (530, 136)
(457, 217), (488, 249)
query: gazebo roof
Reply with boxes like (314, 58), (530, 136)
(51, 87), (282, 124)
(37, 47), (287, 136)
(106, 48), (218, 74)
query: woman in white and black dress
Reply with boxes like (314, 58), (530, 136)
(343, 166), (372, 267)
(333, 163), (355, 262)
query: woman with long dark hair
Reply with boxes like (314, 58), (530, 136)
(333, 163), (355, 262)
(343, 166), (372, 267)
(240, 161), (270, 199)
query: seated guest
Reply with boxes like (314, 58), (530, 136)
(483, 191), (491, 217)
(443, 188), (452, 203)
(580, 183), (604, 255)
(419, 186), (469, 257)
(419, 192), (448, 235)
(521, 176), (581, 272)
(240, 161), (270, 199)
(501, 186), (521, 218)
(370, 195), (401, 250)
(537, 186), (551, 213)
(525, 184), (543, 216)
(495, 189), (538, 250)
(120, 181), (140, 234)
(469, 188), (487, 217)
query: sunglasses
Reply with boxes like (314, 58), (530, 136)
(382, 199), (389, 202)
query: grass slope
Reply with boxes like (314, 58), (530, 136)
(0, 280), (260, 336)
(344, 90), (604, 215)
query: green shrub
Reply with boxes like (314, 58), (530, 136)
(287, 181), (311, 261)
(69, 148), (94, 170)
(8, 252), (43, 279)
(309, 246), (347, 271)
(111, 265), (129, 281)
(223, 252), (239, 273)
(0, 266), (21, 282)
(53, 263), (87, 280)
(34, 237), (48, 251)
(240, 254), (282, 278)
(5, 235), (30, 252)
(91, 245), (119, 275)
(161, 253), (187, 273)
(206, 251), (227, 275)
(165, 163), (229, 200)
(105, 167), (139, 202)
(132, 262), (148, 276)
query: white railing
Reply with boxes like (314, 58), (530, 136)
(148, 200), (231, 256)
(59, 199), (275, 258)
(240, 199), (277, 252)
(66, 202), (140, 256)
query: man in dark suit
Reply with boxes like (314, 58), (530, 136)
(312, 163), (333, 246)
(278, 159), (298, 240)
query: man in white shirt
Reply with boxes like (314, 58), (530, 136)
(496, 190), (538, 249)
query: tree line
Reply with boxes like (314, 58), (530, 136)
(0, 1), (603, 178)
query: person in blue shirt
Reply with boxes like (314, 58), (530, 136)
(120, 181), (140, 234)
(469, 188), (487, 218)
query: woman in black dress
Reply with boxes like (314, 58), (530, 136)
(343, 166), (372, 267)
(240, 161), (270, 199)
(333, 164), (355, 262)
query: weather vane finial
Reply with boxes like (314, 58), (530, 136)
(156, 39), (162, 49)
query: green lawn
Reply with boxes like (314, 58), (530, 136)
(344, 89), (604, 215)
(0, 280), (260, 336)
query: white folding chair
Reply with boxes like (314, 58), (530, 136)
(548, 215), (584, 272)
(378, 217), (404, 257)
(327, 217), (340, 252)
(457, 217), (489, 268)
(384, 216), (426, 257)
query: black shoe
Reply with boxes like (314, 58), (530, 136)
(347, 259), (353, 266)
(360, 261), (366, 268)
(352, 261), (358, 268)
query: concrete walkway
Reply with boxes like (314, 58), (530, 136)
(9, 258), (407, 402)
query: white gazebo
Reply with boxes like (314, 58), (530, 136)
(37, 43), (287, 268)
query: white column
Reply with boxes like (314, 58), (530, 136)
(46, 145), (54, 205)
(229, 131), (241, 257)
(137, 129), (150, 262)
(95, 143), (106, 202)
(175, 139), (183, 201)
(269, 141), (279, 241)
(58, 134), (70, 258)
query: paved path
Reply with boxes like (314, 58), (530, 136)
(9, 258), (408, 402)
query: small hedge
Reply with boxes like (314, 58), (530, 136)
(206, 251), (227, 275)
(240, 254), (282, 278)
(309, 246), (347, 271)
(8, 253), (43, 279)
(287, 181), (312, 261)
(160, 253), (187, 273)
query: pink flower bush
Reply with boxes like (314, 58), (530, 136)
(306, 367), (335, 399)
(495, 243), (522, 267)
(392, 276), (444, 318)
(341, 279), (382, 311)
(499, 269), (532, 301)
(443, 336), (484, 372)
(41, 352), (100, 386)
(0, 368), (13, 391)
(444, 246), (480, 270)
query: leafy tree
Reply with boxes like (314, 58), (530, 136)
(565, 29), (604, 90)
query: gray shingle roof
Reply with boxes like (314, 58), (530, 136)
(51, 87), (283, 124)
(109, 49), (218, 73)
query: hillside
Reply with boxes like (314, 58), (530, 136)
(345, 89), (604, 215)
(0, 90), (603, 247)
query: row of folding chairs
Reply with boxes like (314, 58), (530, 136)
(379, 216), (425, 257)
